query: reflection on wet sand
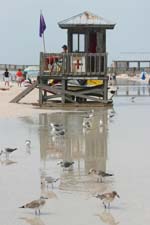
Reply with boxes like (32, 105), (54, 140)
(97, 210), (119, 225)
(0, 159), (17, 165)
(38, 109), (114, 194)
(41, 178), (58, 199)
(20, 216), (45, 225)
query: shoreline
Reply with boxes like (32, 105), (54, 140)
(0, 74), (148, 119)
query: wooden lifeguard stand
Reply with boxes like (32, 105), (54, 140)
(39, 11), (115, 106)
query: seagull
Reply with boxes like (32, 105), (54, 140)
(19, 196), (48, 215)
(131, 96), (136, 102)
(50, 123), (65, 136)
(88, 168), (113, 182)
(95, 191), (120, 209)
(84, 109), (94, 120)
(108, 114), (114, 119)
(42, 176), (59, 189)
(55, 129), (65, 136)
(83, 120), (92, 129)
(57, 161), (74, 170)
(50, 123), (64, 130)
(25, 140), (31, 153)
(50, 123), (63, 127)
(4, 147), (17, 153)
(0, 148), (18, 159)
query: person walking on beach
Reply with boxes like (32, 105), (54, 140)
(16, 68), (23, 87)
(3, 68), (10, 87)
(141, 69), (146, 80)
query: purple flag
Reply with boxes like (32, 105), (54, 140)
(39, 13), (46, 37)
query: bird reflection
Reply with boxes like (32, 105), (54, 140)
(20, 216), (45, 225)
(97, 210), (119, 225)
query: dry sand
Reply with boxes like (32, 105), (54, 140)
(0, 81), (56, 118)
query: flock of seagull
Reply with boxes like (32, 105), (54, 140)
(0, 109), (119, 216)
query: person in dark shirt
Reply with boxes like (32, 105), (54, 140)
(3, 68), (10, 87)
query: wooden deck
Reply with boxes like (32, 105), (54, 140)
(39, 52), (110, 105)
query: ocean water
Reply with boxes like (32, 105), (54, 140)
(0, 96), (150, 225)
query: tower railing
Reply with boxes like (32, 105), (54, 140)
(40, 52), (107, 78)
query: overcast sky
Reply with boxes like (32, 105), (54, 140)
(0, 0), (149, 65)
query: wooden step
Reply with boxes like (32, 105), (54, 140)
(10, 81), (38, 103)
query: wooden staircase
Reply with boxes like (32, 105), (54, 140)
(10, 81), (38, 103)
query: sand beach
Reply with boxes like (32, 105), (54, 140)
(0, 81), (54, 118)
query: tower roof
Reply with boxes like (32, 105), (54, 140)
(58, 11), (116, 29)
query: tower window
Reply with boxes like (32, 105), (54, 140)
(72, 34), (85, 52)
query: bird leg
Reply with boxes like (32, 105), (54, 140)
(103, 202), (107, 209)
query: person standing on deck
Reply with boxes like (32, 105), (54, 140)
(3, 68), (10, 87)
(62, 44), (68, 53)
(16, 68), (23, 87)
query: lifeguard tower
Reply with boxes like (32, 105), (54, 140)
(39, 11), (115, 106)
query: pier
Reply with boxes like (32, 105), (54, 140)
(112, 60), (150, 75)
(0, 64), (38, 71)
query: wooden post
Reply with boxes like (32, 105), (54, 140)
(39, 52), (44, 106)
(61, 79), (67, 103)
(138, 61), (140, 71)
(103, 79), (108, 102)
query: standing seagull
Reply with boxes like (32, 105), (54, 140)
(88, 168), (113, 182)
(96, 191), (120, 209)
(57, 161), (74, 170)
(42, 176), (59, 189)
(25, 140), (31, 153)
(86, 109), (94, 118)
(131, 96), (136, 102)
(0, 148), (18, 159)
(19, 196), (48, 215)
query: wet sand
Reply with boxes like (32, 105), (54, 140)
(0, 80), (150, 224)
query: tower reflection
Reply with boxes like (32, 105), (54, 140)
(39, 109), (110, 171)
(38, 109), (111, 192)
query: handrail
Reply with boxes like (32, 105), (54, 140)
(40, 52), (107, 77)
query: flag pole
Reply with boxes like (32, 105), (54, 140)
(42, 33), (46, 53)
